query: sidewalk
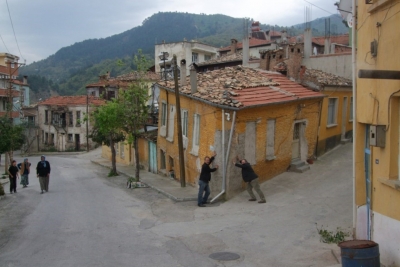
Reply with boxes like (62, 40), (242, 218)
(91, 158), (198, 202)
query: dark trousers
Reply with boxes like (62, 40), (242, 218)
(9, 177), (17, 192)
(198, 180), (210, 205)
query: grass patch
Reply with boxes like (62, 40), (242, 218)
(316, 224), (350, 244)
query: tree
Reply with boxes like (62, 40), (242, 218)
(0, 117), (25, 173)
(89, 100), (125, 176)
(119, 50), (151, 181)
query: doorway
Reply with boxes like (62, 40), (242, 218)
(75, 134), (80, 151)
(292, 122), (301, 159)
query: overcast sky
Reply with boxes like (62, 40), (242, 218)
(0, 0), (339, 64)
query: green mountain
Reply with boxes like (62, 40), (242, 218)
(20, 12), (347, 98)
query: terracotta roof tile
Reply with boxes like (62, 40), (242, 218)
(160, 66), (324, 108)
(219, 39), (272, 52)
(38, 95), (106, 106)
(303, 69), (352, 87)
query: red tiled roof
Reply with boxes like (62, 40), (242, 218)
(86, 71), (160, 88)
(0, 111), (19, 118)
(219, 39), (272, 52)
(0, 89), (20, 97)
(232, 71), (324, 108)
(160, 66), (324, 109)
(38, 95), (106, 106)
(312, 34), (349, 46)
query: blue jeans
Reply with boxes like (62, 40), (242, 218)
(198, 180), (210, 205)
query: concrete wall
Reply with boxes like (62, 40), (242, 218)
(302, 53), (352, 79)
(355, 2), (400, 266)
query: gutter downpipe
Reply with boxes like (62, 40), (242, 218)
(211, 110), (237, 203)
(352, 0), (357, 239)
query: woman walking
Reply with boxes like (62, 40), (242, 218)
(8, 160), (19, 194)
(18, 158), (31, 188)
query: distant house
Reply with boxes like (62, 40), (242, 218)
(193, 52), (260, 72)
(0, 53), (30, 124)
(154, 40), (219, 78)
(156, 66), (324, 199)
(37, 96), (105, 152)
(299, 68), (353, 156)
(94, 71), (160, 166)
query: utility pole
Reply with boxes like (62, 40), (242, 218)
(172, 55), (186, 187)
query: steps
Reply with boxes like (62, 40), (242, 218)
(288, 158), (310, 173)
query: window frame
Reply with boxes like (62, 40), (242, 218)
(327, 97), (339, 127)
(191, 114), (200, 155)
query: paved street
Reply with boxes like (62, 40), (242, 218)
(0, 143), (352, 267)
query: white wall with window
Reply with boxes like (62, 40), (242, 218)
(327, 98), (338, 126)
(192, 52), (199, 63)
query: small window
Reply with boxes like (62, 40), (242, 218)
(11, 63), (15, 68)
(204, 54), (211, 61)
(160, 149), (166, 169)
(181, 110), (188, 137)
(279, 55), (282, 59)
(273, 55), (276, 59)
(297, 48), (301, 53)
(327, 98), (338, 126)
(192, 52), (199, 63)
(291, 48), (294, 53)
(349, 97), (353, 121)
(76, 111), (81, 126)
(161, 102), (167, 126)
(266, 119), (276, 160)
(191, 114), (201, 155)
(68, 134), (73, 142)
(68, 112), (73, 126)
(45, 110), (48, 124)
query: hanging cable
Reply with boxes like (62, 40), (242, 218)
(6, 0), (24, 60)
(0, 33), (10, 53)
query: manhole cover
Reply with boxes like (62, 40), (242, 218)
(209, 252), (240, 261)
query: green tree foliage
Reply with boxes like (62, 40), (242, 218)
(89, 100), (125, 176)
(119, 50), (151, 181)
(0, 117), (26, 170)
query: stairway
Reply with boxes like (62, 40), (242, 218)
(288, 158), (310, 173)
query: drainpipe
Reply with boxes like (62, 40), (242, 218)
(352, 0), (357, 239)
(211, 110), (236, 203)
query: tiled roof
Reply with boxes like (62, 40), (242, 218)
(160, 66), (324, 109)
(312, 34), (349, 46)
(86, 71), (159, 88)
(38, 95), (106, 106)
(303, 68), (352, 87)
(219, 39), (272, 52)
(0, 88), (19, 97)
(195, 52), (259, 66)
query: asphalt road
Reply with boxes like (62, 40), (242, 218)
(0, 144), (353, 267)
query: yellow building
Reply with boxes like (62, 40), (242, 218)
(355, 0), (400, 265)
(89, 71), (160, 166)
(157, 66), (324, 199)
(300, 68), (353, 156)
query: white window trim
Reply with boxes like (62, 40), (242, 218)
(327, 97), (339, 127)
(166, 104), (175, 142)
(160, 101), (167, 137)
(191, 114), (200, 156)
(266, 119), (276, 161)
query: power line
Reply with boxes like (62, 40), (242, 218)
(5, 0), (24, 60)
(303, 0), (335, 15)
(0, 33), (10, 53)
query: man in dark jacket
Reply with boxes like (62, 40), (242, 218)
(198, 151), (218, 207)
(233, 157), (266, 203)
(37, 155), (51, 194)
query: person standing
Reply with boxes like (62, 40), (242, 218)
(18, 158), (31, 188)
(233, 157), (266, 203)
(7, 160), (19, 194)
(36, 155), (51, 194)
(198, 151), (218, 207)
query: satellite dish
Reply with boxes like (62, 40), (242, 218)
(347, 13), (353, 28)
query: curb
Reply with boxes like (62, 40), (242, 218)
(90, 160), (197, 202)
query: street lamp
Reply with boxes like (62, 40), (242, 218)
(158, 52), (169, 81)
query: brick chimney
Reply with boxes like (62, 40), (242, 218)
(229, 39), (238, 55)
(281, 30), (287, 43)
(23, 75), (28, 85)
(190, 65), (197, 94)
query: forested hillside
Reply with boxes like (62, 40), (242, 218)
(20, 12), (347, 98)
